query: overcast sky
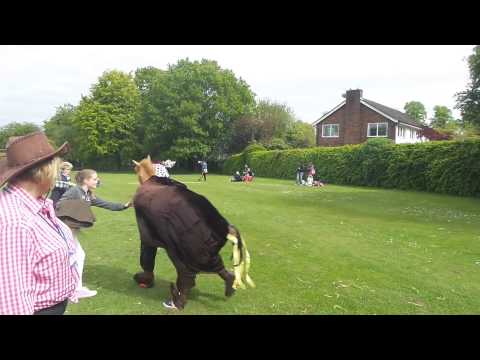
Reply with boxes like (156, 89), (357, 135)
(0, 45), (475, 127)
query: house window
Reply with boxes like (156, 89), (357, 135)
(368, 123), (388, 137)
(322, 124), (339, 137)
(410, 129), (416, 139)
(398, 126), (405, 137)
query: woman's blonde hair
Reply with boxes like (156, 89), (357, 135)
(61, 161), (73, 171)
(12, 156), (61, 188)
(75, 169), (97, 185)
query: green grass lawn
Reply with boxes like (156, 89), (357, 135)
(66, 173), (480, 315)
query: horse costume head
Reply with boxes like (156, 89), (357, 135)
(132, 155), (155, 184)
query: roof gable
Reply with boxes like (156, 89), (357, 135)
(311, 100), (345, 126)
(312, 97), (423, 130)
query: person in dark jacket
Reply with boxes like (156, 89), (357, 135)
(132, 156), (241, 310)
(57, 169), (132, 298)
(198, 160), (208, 181)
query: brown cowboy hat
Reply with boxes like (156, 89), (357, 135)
(0, 131), (69, 188)
(55, 199), (96, 229)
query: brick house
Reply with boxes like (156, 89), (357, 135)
(312, 89), (426, 146)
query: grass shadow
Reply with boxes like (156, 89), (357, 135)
(85, 263), (228, 305)
(85, 263), (171, 301)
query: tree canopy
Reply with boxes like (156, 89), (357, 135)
(0, 122), (41, 148)
(137, 59), (256, 162)
(404, 101), (427, 124)
(72, 70), (141, 168)
(456, 45), (480, 129)
(430, 105), (456, 129)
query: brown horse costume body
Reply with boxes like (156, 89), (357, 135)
(132, 157), (237, 309)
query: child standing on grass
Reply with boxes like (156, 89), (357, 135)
(57, 169), (132, 299)
(50, 161), (75, 207)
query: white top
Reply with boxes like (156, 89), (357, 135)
(154, 163), (170, 178)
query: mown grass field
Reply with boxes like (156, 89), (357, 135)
(66, 173), (480, 315)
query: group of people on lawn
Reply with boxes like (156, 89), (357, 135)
(231, 164), (254, 183)
(229, 163), (324, 187)
(296, 163), (324, 187)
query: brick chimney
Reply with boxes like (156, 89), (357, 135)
(344, 89), (363, 143)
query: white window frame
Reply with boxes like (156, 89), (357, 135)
(367, 122), (388, 137)
(322, 124), (340, 138)
(398, 126), (405, 137)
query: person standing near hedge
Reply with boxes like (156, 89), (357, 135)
(299, 164), (306, 185)
(306, 163), (315, 186)
(296, 164), (302, 185)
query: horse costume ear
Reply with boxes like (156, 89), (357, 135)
(147, 154), (151, 162)
(132, 160), (140, 166)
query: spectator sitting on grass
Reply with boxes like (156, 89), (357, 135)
(312, 174), (325, 187)
(231, 171), (243, 182)
(243, 168), (254, 183)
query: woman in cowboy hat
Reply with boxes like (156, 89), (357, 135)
(0, 132), (79, 315)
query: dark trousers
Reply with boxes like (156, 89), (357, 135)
(140, 242), (157, 272)
(140, 242), (196, 302)
(34, 299), (68, 315)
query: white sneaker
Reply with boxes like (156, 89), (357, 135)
(162, 300), (178, 310)
(76, 287), (97, 298)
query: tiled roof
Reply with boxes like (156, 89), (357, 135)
(362, 99), (422, 127)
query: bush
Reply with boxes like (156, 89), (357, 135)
(243, 143), (267, 153)
(223, 139), (480, 197)
(264, 138), (291, 150)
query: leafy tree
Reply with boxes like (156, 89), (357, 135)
(73, 70), (141, 169)
(286, 120), (315, 148)
(255, 99), (295, 143)
(456, 45), (480, 129)
(430, 105), (455, 129)
(229, 115), (259, 153)
(134, 66), (164, 96)
(0, 122), (41, 148)
(404, 101), (427, 124)
(141, 59), (256, 162)
(230, 99), (298, 152)
(43, 104), (80, 162)
(134, 66), (164, 151)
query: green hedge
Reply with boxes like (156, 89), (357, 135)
(223, 139), (480, 197)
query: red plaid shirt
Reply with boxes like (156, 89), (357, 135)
(0, 184), (79, 314)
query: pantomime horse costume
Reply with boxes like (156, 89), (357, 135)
(132, 156), (254, 310)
